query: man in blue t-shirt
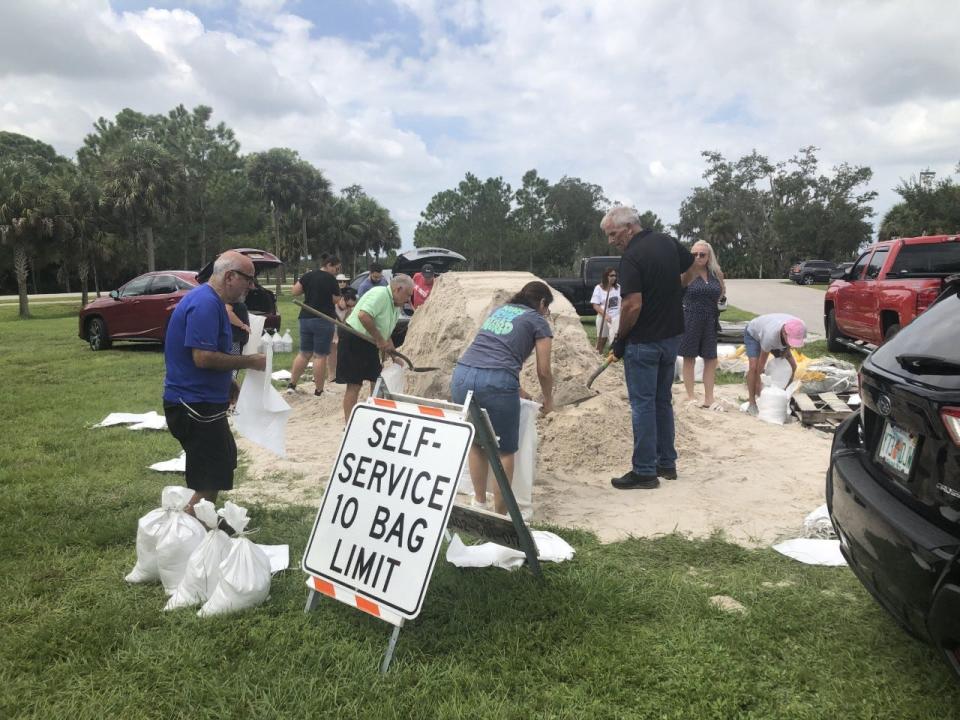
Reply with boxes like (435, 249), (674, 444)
(163, 251), (266, 515)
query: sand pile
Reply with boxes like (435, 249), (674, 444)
(400, 271), (621, 405)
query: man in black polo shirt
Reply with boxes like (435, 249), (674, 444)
(602, 207), (694, 490)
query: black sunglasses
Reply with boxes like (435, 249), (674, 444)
(232, 269), (256, 284)
(693, 252), (708, 258)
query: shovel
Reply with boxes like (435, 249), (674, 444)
(292, 300), (439, 373)
(587, 352), (618, 389)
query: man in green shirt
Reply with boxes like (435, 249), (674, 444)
(335, 273), (414, 420)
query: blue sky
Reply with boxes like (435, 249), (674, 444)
(3, 0), (959, 247)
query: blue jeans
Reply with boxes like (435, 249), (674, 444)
(623, 335), (681, 475)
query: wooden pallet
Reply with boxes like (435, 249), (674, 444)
(791, 392), (857, 430)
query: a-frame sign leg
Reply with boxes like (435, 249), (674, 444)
(380, 623), (403, 674)
(466, 402), (542, 578)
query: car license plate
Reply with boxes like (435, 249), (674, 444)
(877, 422), (917, 477)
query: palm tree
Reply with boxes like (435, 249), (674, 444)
(0, 159), (71, 318)
(98, 140), (183, 271)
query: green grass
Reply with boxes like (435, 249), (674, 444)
(2, 301), (959, 719)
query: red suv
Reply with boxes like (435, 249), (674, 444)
(825, 235), (960, 350)
(78, 248), (282, 351)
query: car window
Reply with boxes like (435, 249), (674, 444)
(848, 253), (870, 279)
(149, 275), (178, 294)
(585, 258), (615, 285)
(119, 276), (153, 297)
(175, 277), (195, 291)
(889, 243), (960, 274)
(864, 248), (889, 280)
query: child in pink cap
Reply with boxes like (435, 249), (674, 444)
(742, 313), (807, 416)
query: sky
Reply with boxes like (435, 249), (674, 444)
(2, 0), (959, 248)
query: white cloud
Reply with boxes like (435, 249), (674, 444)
(1, 0), (959, 245)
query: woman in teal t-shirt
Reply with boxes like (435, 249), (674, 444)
(451, 281), (555, 514)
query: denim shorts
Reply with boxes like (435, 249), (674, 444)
(299, 317), (335, 355)
(743, 329), (762, 358)
(450, 364), (521, 453)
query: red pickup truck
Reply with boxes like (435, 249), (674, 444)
(824, 234), (960, 351)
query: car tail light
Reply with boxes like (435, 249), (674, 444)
(916, 287), (940, 314)
(942, 407), (960, 447)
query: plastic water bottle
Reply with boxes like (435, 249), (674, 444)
(260, 331), (273, 353)
(281, 329), (293, 353)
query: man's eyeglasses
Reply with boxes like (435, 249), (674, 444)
(693, 252), (708, 258)
(232, 269), (256, 284)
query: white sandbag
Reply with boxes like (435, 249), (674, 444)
(716, 344), (737, 358)
(763, 357), (793, 389)
(156, 495), (207, 595)
(242, 314), (266, 355)
(757, 376), (799, 425)
(803, 504), (836, 539)
(95, 412), (158, 428)
(149, 452), (185, 473)
(512, 399), (539, 520)
(198, 503), (271, 617)
(772, 538), (847, 566)
(164, 500), (232, 610)
(674, 356), (704, 382)
(445, 530), (575, 570)
(125, 486), (195, 584)
(380, 361), (406, 395)
(234, 345), (291, 457)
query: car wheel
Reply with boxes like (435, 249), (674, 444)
(826, 309), (846, 353)
(802, 275), (814, 285)
(884, 323), (901, 343)
(87, 317), (112, 351)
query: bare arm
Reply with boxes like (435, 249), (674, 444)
(291, 281), (304, 298)
(717, 270), (726, 298)
(192, 348), (266, 372)
(224, 304), (250, 333)
(680, 266), (697, 288)
(358, 310), (393, 352)
(534, 336), (554, 413)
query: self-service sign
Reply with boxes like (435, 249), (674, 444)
(302, 402), (474, 619)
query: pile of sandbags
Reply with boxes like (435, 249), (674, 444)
(126, 489), (278, 617)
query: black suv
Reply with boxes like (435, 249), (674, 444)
(827, 275), (960, 677)
(789, 259), (837, 285)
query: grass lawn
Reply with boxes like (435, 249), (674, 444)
(3, 299), (959, 719)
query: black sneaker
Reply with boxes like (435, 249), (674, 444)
(656, 466), (678, 480)
(611, 471), (660, 490)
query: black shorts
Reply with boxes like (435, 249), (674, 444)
(164, 402), (237, 491)
(334, 332), (382, 385)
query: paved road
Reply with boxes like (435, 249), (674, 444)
(724, 279), (826, 338)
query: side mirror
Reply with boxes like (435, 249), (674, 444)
(110, 290), (120, 300)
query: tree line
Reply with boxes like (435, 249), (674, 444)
(417, 149), (958, 282)
(0, 105), (400, 317)
(3, 107), (958, 319)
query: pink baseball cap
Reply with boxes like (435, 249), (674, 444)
(783, 319), (807, 347)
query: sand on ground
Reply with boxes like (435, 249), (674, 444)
(233, 271), (831, 548)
